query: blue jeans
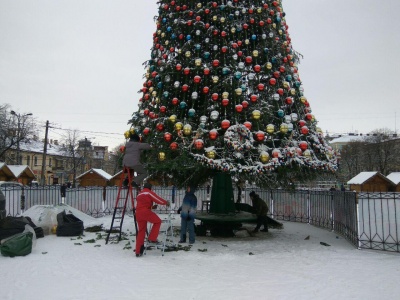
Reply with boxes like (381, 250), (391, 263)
(180, 217), (195, 243)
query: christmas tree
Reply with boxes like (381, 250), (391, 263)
(126, 0), (337, 188)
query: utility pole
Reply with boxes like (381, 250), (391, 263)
(40, 120), (49, 185)
(10, 110), (33, 164)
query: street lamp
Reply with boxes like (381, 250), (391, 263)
(10, 110), (33, 165)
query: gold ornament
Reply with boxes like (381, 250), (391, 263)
(245, 39), (250, 45)
(206, 150), (216, 159)
(185, 51), (191, 58)
(155, 97), (160, 104)
(303, 150), (311, 158)
(149, 87), (154, 93)
(151, 91), (157, 97)
(260, 151), (270, 163)
(124, 131), (130, 139)
(157, 30), (161, 35)
(266, 62), (272, 70)
(278, 30), (282, 35)
(129, 128), (135, 135)
(283, 81), (290, 89)
(273, 23), (276, 29)
(195, 58), (202, 66)
(145, 73), (150, 79)
(220, 17), (225, 23)
(280, 123), (289, 134)
(183, 124), (192, 135)
(165, 40), (169, 45)
(175, 122), (183, 131)
(266, 124), (275, 134)
(169, 115), (177, 123)
(252, 50), (259, 57)
(300, 96), (307, 104)
(290, 88), (296, 95)
(158, 152), (166, 161)
(197, 3), (202, 8)
(212, 15), (218, 21)
(231, 27), (236, 33)
(178, 49), (182, 54)
(222, 92), (229, 99)
(212, 76), (219, 83)
(235, 88), (242, 96)
(316, 127), (323, 133)
(161, 32), (165, 38)
(252, 110), (261, 120)
(257, 7), (262, 13)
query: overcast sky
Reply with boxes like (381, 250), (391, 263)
(1, 0), (400, 149)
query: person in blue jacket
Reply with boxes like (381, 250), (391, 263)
(177, 185), (197, 244)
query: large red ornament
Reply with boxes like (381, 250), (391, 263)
(212, 60), (220, 67)
(285, 97), (293, 105)
(299, 141), (308, 151)
(164, 132), (172, 142)
(211, 93), (219, 101)
(244, 121), (252, 130)
(143, 128), (150, 135)
(305, 113), (313, 121)
(255, 131), (265, 142)
(159, 106), (167, 113)
(298, 120), (306, 127)
(172, 98), (179, 105)
(222, 99), (229, 106)
(176, 64), (182, 71)
(235, 104), (243, 113)
(149, 112), (156, 119)
(144, 108), (150, 115)
(203, 86), (210, 94)
(245, 56), (252, 64)
(254, 65), (261, 73)
(156, 123), (165, 132)
(242, 100), (249, 108)
(301, 126), (309, 135)
(194, 75), (201, 84)
(182, 84), (189, 92)
(277, 88), (284, 95)
(184, 67), (190, 75)
(250, 94), (258, 103)
(194, 139), (204, 150)
(204, 68), (210, 75)
(221, 120), (230, 130)
(269, 78), (277, 85)
(170, 142), (178, 151)
(257, 83), (265, 91)
(209, 130), (218, 140)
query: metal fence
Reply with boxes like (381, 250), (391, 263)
(1, 186), (399, 253)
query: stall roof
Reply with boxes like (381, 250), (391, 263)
(76, 168), (112, 181)
(347, 171), (394, 185)
(7, 165), (35, 179)
(386, 172), (400, 185)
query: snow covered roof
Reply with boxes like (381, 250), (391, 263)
(347, 171), (395, 185)
(18, 140), (67, 156)
(330, 135), (365, 144)
(386, 172), (400, 185)
(110, 170), (123, 180)
(76, 168), (112, 180)
(7, 165), (35, 178)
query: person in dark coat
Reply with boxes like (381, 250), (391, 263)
(122, 133), (151, 186)
(249, 191), (269, 233)
(177, 185), (198, 244)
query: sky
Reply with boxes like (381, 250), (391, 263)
(1, 205), (399, 300)
(1, 0), (400, 150)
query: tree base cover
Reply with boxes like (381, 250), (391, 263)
(56, 211), (84, 237)
(0, 231), (33, 257)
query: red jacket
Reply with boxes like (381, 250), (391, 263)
(136, 188), (168, 211)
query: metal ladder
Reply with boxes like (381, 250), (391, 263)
(105, 166), (137, 244)
(143, 206), (177, 256)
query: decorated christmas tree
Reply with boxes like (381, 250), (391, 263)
(126, 0), (337, 189)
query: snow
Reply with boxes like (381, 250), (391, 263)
(76, 168), (113, 181)
(347, 172), (379, 185)
(329, 135), (365, 144)
(1, 205), (399, 300)
(387, 172), (400, 185)
(6, 165), (34, 178)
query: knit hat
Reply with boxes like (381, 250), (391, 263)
(249, 191), (256, 197)
(143, 182), (152, 190)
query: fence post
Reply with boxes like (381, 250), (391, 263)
(20, 186), (25, 214)
(270, 190), (274, 219)
(331, 192), (335, 232)
(307, 190), (311, 224)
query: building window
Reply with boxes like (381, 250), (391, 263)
(49, 158), (52, 167)
(34, 156), (38, 166)
(27, 155), (30, 166)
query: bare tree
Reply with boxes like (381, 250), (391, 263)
(60, 129), (83, 187)
(0, 104), (38, 162)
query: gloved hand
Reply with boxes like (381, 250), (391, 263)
(177, 207), (182, 214)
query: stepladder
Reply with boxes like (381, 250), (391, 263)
(105, 166), (137, 244)
(143, 206), (177, 256)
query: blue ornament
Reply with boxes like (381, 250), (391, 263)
(277, 109), (285, 118)
(251, 34), (257, 40)
(234, 71), (242, 79)
(163, 91), (169, 98)
(222, 67), (230, 75)
(286, 75), (292, 82)
(195, 44), (201, 50)
(186, 35), (191, 41)
(188, 108), (196, 117)
(171, 33), (177, 39)
(157, 82), (163, 89)
(241, 84), (247, 92)
(264, 48), (269, 54)
(162, 18), (167, 23)
(271, 57), (277, 64)
(179, 101), (187, 109)
(167, 26), (172, 32)
(203, 52), (211, 59)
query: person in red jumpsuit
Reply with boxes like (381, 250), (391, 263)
(135, 182), (170, 257)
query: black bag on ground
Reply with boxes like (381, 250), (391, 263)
(0, 216), (44, 240)
(56, 211), (84, 237)
(0, 231), (33, 257)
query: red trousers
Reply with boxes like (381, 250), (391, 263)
(135, 209), (161, 255)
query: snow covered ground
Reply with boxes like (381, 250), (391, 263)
(1, 205), (399, 300)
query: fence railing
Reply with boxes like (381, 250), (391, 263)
(1, 186), (399, 253)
